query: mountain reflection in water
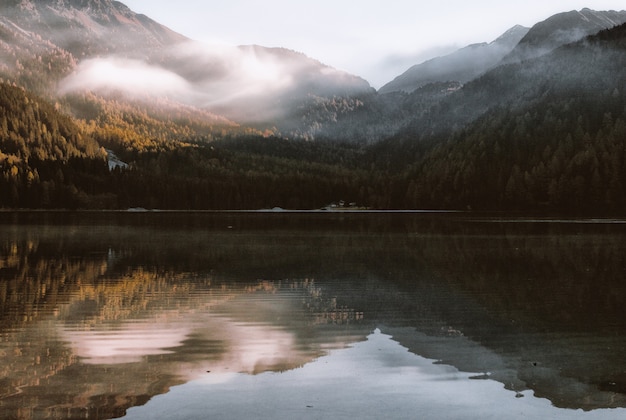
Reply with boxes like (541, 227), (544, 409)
(1, 269), (365, 419)
(1, 212), (626, 419)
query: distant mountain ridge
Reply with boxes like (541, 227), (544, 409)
(380, 9), (626, 95)
(379, 25), (529, 94)
(502, 8), (626, 63)
(295, 8), (626, 142)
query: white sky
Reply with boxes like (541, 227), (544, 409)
(122, 1), (626, 88)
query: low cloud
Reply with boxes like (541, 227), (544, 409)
(59, 41), (299, 120)
(59, 57), (192, 98)
(167, 41), (295, 105)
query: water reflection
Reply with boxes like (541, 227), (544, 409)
(124, 329), (625, 420)
(1, 212), (626, 418)
(0, 259), (366, 418)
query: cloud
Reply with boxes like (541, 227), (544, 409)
(164, 41), (295, 105)
(59, 57), (192, 98)
(59, 41), (297, 118)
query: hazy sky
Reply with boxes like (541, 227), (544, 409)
(122, 1), (626, 88)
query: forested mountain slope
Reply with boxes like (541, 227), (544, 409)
(0, 82), (109, 207)
(393, 23), (626, 213)
(0, 79), (384, 210)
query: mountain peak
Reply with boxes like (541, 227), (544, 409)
(1, 0), (187, 57)
(502, 8), (626, 63)
(10, 0), (127, 15)
(493, 25), (531, 44)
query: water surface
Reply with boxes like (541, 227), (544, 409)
(1, 212), (625, 419)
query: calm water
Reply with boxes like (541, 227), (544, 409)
(1, 211), (626, 419)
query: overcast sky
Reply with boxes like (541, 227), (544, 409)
(122, 1), (626, 88)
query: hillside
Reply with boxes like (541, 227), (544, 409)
(0, 82), (109, 207)
(0, 79), (383, 210)
(388, 23), (626, 213)
(291, 81), (461, 144)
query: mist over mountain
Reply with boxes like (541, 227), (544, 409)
(502, 8), (626, 63)
(0, 0), (372, 133)
(379, 25), (529, 94)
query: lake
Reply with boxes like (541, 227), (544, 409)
(1, 211), (625, 419)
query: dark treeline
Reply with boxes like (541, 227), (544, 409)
(98, 137), (399, 210)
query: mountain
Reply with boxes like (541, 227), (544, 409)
(153, 43), (373, 125)
(293, 9), (626, 143)
(383, 22), (626, 213)
(0, 0), (372, 135)
(3, 3), (626, 213)
(0, 0), (186, 57)
(0, 0), (188, 94)
(502, 8), (626, 63)
(289, 80), (461, 144)
(379, 25), (529, 94)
